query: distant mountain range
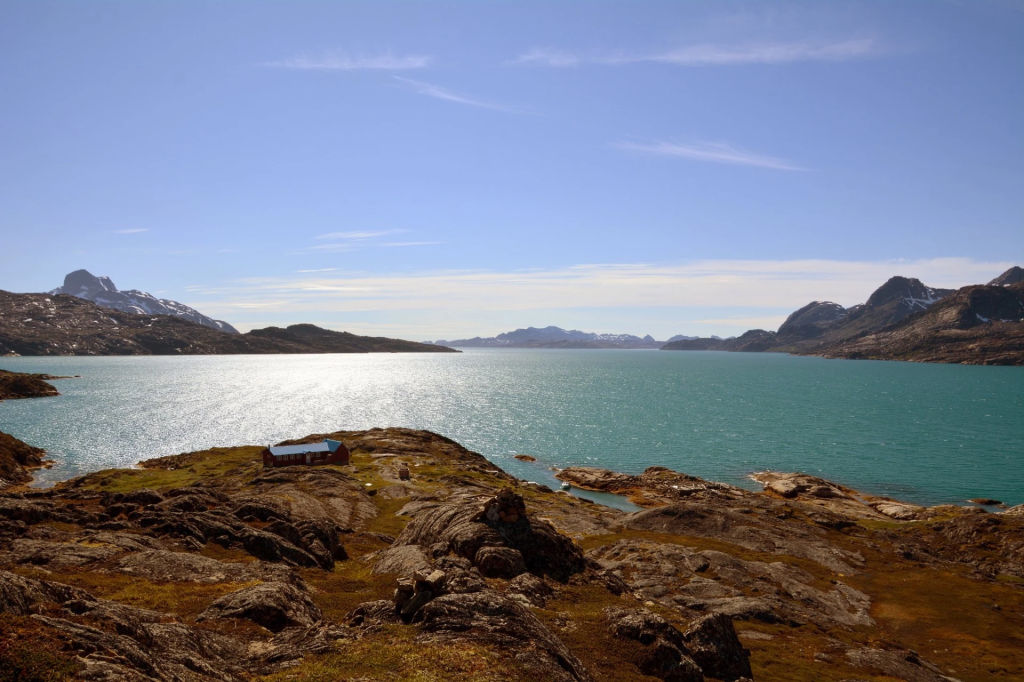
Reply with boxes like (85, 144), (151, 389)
(663, 266), (1024, 365)
(430, 326), (694, 349)
(51, 269), (238, 334)
(0, 290), (455, 356)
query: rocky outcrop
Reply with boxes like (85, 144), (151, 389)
(198, 582), (323, 632)
(557, 466), (747, 507)
(605, 607), (705, 681)
(682, 613), (753, 681)
(0, 430), (47, 488)
(377, 488), (587, 583)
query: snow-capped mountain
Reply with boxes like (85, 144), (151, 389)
(51, 269), (238, 334)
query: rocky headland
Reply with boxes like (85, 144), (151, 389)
(0, 368), (65, 401)
(1, 424), (1022, 681)
(0, 291), (457, 356)
(0, 370), (61, 487)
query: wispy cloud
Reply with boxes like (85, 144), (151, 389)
(394, 77), (515, 112)
(265, 50), (432, 71)
(114, 228), (150, 234)
(315, 230), (403, 240)
(508, 39), (877, 67)
(297, 268), (339, 273)
(616, 141), (807, 171)
(292, 230), (438, 255)
(193, 258), (1011, 317)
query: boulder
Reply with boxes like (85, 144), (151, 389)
(507, 572), (554, 607)
(605, 608), (704, 682)
(474, 545), (528, 578)
(387, 489), (587, 583)
(373, 544), (432, 576)
(846, 647), (960, 682)
(681, 613), (752, 681)
(198, 582), (322, 633)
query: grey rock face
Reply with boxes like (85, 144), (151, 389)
(52, 269), (238, 334)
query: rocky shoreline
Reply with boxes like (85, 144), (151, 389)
(0, 368), (67, 401)
(0, 426), (1022, 681)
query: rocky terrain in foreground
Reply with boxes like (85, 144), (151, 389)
(0, 291), (457, 355)
(1, 425), (1022, 681)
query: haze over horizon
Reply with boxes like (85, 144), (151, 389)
(2, 1), (1022, 340)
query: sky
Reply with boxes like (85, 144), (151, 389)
(1, 0), (1022, 340)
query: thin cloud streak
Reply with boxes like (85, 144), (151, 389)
(265, 51), (432, 71)
(509, 39), (877, 67)
(192, 258), (1012, 322)
(315, 230), (403, 240)
(114, 228), (150, 234)
(616, 141), (807, 171)
(394, 77), (514, 111)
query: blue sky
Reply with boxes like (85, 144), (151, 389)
(2, 0), (1022, 339)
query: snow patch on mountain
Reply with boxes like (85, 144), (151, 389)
(51, 269), (238, 334)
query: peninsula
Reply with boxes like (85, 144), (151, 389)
(0, 291), (456, 356)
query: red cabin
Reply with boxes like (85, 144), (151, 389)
(261, 439), (350, 467)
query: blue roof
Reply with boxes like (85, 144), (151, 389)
(268, 439), (343, 457)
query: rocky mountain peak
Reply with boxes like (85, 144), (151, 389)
(61, 269), (117, 296)
(778, 301), (846, 333)
(990, 266), (1024, 286)
(865, 276), (949, 311)
(51, 269), (240, 334)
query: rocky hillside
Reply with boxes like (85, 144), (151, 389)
(52, 269), (239, 334)
(1, 426), (1023, 681)
(814, 281), (1024, 364)
(0, 290), (457, 355)
(663, 269), (1024, 364)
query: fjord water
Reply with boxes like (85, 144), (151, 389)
(1, 350), (1021, 506)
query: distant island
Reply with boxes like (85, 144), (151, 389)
(662, 266), (1024, 365)
(430, 325), (699, 349)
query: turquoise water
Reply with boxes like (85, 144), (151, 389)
(0, 350), (1021, 506)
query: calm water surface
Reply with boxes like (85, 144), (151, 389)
(1, 350), (1021, 506)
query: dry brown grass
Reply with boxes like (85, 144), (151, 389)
(257, 624), (527, 682)
(12, 566), (253, 620)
